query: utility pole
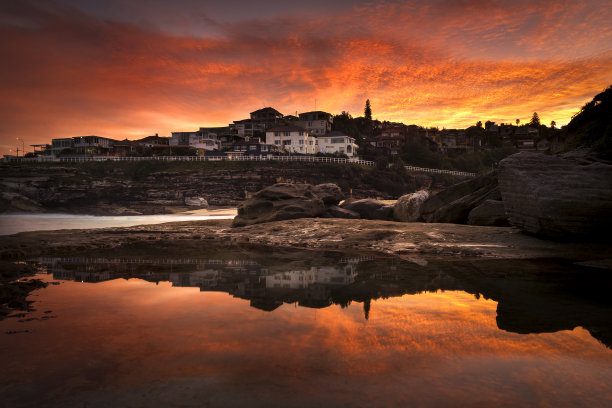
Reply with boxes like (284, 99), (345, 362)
(17, 138), (24, 157)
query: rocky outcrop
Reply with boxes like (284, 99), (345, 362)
(232, 183), (327, 227)
(340, 199), (393, 220)
(419, 171), (500, 224)
(0, 163), (434, 215)
(468, 200), (508, 226)
(498, 151), (612, 239)
(393, 190), (429, 222)
(312, 183), (345, 205)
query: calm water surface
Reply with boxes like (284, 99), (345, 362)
(0, 209), (236, 235)
(1, 249), (611, 407)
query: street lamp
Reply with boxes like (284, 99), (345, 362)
(17, 138), (24, 157)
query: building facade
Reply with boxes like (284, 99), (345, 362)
(266, 125), (317, 154)
(317, 131), (359, 157)
(297, 111), (333, 136)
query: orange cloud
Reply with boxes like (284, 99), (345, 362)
(1, 1), (611, 155)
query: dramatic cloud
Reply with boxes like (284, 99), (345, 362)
(1, 0), (611, 154)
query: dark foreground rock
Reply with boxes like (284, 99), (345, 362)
(323, 205), (361, 219)
(499, 151), (612, 238)
(419, 171), (500, 224)
(340, 199), (393, 220)
(468, 200), (508, 226)
(232, 183), (328, 227)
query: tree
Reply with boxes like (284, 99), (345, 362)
(476, 121), (483, 128)
(529, 112), (541, 127)
(516, 118), (520, 126)
(550, 120), (556, 129)
(364, 99), (372, 121)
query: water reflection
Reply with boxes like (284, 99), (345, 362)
(30, 252), (612, 347)
(1, 249), (611, 407)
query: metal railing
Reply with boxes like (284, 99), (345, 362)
(3, 155), (375, 166)
(404, 165), (476, 177)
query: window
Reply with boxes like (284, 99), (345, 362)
(284, 132), (290, 136)
(274, 140), (280, 145)
(299, 140), (304, 145)
(274, 132), (280, 137)
(300, 147), (303, 151)
(299, 132), (304, 136)
(249, 145), (257, 150)
(283, 140), (291, 145)
(261, 145), (268, 151)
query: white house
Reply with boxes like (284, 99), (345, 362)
(170, 131), (219, 151)
(266, 125), (317, 154)
(316, 131), (359, 157)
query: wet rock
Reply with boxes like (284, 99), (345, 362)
(393, 190), (429, 222)
(184, 196), (209, 207)
(324, 205), (361, 219)
(312, 183), (345, 206)
(498, 151), (612, 239)
(420, 171), (499, 224)
(468, 200), (508, 226)
(340, 199), (393, 220)
(232, 183), (326, 227)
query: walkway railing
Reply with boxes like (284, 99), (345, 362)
(3, 155), (375, 166)
(404, 165), (476, 177)
(2, 155), (477, 176)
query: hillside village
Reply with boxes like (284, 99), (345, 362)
(17, 104), (565, 167)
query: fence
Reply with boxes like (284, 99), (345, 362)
(2, 155), (477, 177)
(3, 155), (375, 167)
(404, 165), (476, 177)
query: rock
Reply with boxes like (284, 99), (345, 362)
(324, 205), (361, 219)
(340, 199), (393, 220)
(184, 197), (209, 207)
(498, 151), (612, 239)
(468, 200), (508, 226)
(0, 192), (45, 213)
(393, 190), (429, 222)
(312, 183), (345, 206)
(232, 183), (326, 227)
(420, 172), (500, 224)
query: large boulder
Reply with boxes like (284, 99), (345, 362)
(323, 205), (361, 219)
(312, 183), (345, 206)
(498, 151), (612, 239)
(420, 172), (500, 224)
(468, 200), (508, 226)
(340, 199), (393, 220)
(232, 183), (326, 227)
(184, 196), (209, 207)
(393, 190), (429, 222)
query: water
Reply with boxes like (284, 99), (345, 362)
(0, 209), (237, 235)
(1, 248), (611, 407)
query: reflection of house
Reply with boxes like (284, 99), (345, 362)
(266, 125), (317, 154)
(296, 111), (333, 136)
(265, 265), (356, 289)
(317, 131), (358, 157)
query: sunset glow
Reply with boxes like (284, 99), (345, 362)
(1, 0), (611, 155)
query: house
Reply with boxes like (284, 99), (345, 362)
(266, 125), (317, 154)
(231, 119), (266, 138)
(375, 126), (407, 155)
(50, 136), (118, 156)
(514, 126), (539, 150)
(297, 111), (333, 136)
(170, 131), (219, 151)
(317, 131), (359, 157)
(72, 136), (117, 154)
(231, 138), (280, 157)
(250, 107), (284, 125)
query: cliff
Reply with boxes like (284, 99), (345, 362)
(0, 161), (436, 214)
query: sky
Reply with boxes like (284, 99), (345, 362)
(1, 0), (612, 155)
